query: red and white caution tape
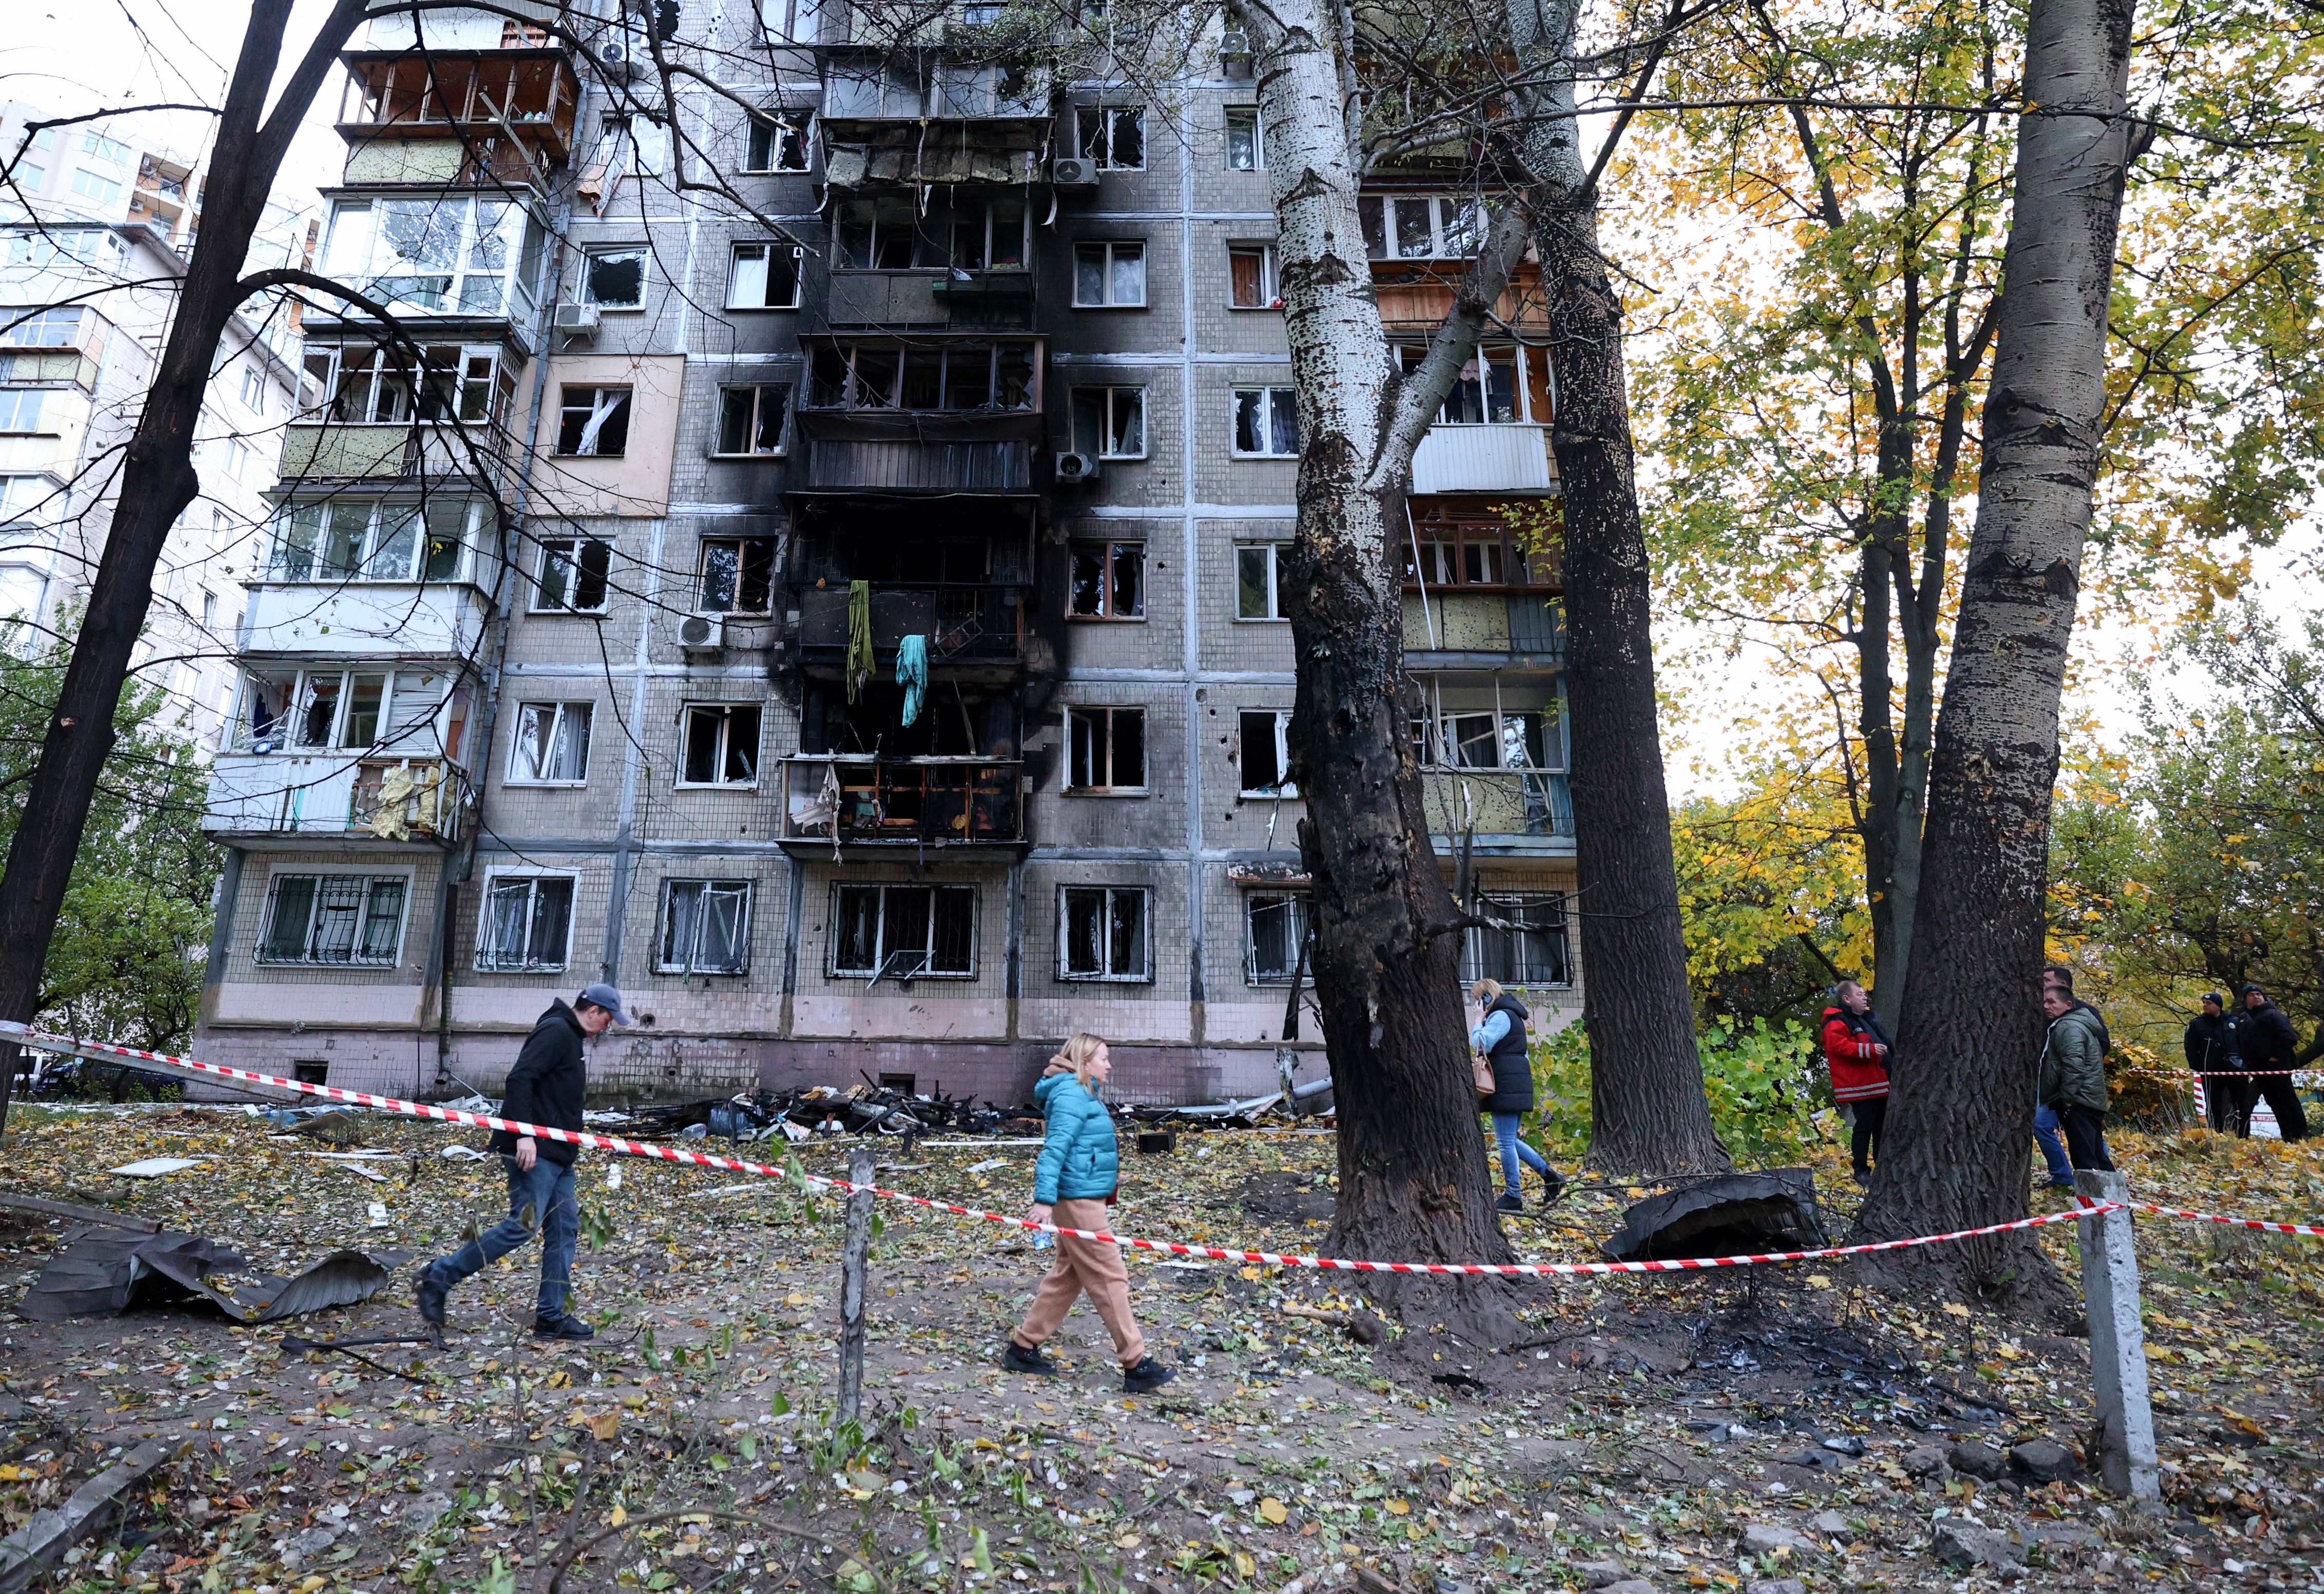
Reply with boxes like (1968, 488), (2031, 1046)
(0, 1023), (2151, 1276)
(2123, 1200), (2324, 1238)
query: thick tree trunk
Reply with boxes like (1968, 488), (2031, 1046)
(1512, 0), (1730, 1177)
(1236, 0), (1533, 1306)
(1856, 0), (2137, 1300)
(0, 0), (368, 1138)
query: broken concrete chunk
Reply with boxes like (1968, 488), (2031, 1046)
(1807, 1509), (1852, 1538)
(1739, 1523), (1817, 1556)
(1598, 1582), (1657, 1594)
(2022, 1521), (2103, 1549)
(1819, 1433), (1866, 1456)
(1932, 1520), (2027, 1570)
(1746, 1581), (1807, 1594)
(1575, 1560), (1628, 1588)
(2009, 1438), (2078, 1482)
(1947, 1438), (2009, 1480)
(1901, 1446), (1950, 1477)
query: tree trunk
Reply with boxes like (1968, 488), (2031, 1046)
(1857, 0), (2138, 1299)
(1235, 0), (1533, 1310)
(0, 0), (368, 1139)
(1512, 0), (1730, 1177)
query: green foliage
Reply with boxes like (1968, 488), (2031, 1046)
(0, 618), (216, 1049)
(1526, 1018), (1833, 1169)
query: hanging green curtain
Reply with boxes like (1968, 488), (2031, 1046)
(846, 579), (873, 703)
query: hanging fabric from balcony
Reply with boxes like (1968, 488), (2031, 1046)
(846, 580), (874, 702)
(896, 633), (929, 726)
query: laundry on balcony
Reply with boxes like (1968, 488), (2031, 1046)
(897, 633), (929, 724)
(847, 579), (874, 701)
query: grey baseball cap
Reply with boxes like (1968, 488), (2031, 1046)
(577, 983), (633, 1024)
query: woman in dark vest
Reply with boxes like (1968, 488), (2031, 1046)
(1470, 978), (1566, 1212)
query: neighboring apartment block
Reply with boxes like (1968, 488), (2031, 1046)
(0, 219), (299, 744)
(192, 0), (1579, 1107)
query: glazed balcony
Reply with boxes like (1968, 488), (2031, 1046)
(205, 753), (469, 848)
(1411, 423), (1559, 494)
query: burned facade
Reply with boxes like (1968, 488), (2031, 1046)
(194, 0), (1579, 1106)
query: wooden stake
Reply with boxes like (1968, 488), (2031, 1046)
(837, 1145), (873, 1426)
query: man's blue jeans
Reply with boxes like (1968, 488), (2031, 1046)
(1490, 1111), (1553, 1194)
(2033, 1103), (2073, 1187)
(425, 1154), (579, 1318)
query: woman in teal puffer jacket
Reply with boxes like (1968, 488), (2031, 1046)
(1001, 1033), (1175, 1394)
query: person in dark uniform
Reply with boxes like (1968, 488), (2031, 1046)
(2236, 983), (2310, 1142)
(1470, 978), (1565, 1212)
(2185, 992), (2252, 1136)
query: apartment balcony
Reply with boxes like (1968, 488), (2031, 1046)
(778, 755), (1025, 854)
(1402, 592), (1565, 671)
(205, 753), (468, 848)
(335, 49), (582, 169)
(794, 410), (1043, 496)
(818, 62), (1053, 186)
(794, 582), (1027, 674)
(826, 270), (1036, 331)
(1418, 767), (1573, 854)
(1412, 423), (1559, 495)
(242, 582), (494, 661)
(278, 423), (509, 486)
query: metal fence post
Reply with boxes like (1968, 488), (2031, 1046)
(2075, 1168), (2160, 1502)
(837, 1145), (873, 1427)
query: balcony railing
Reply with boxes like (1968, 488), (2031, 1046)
(796, 583), (1026, 663)
(1412, 423), (1559, 494)
(781, 755), (1023, 847)
(1418, 767), (1573, 842)
(279, 423), (507, 485)
(206, 753), (469, 845)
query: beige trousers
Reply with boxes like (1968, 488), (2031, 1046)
(1010, 1197), (1146, 1368)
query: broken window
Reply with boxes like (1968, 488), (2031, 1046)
(1066, 706), (1145, 791)
(1061, 885), (1148, 981)
(726, 243), (803, 309)
(715, 384), (789, 455)
(660, 879), (752, 974)
(831, 884), (976, 978)
(1245, 893), (1310, 985)
(509, 701), (592, 784)
(680, 702), (762, 786)
(1235, 542), (1291, 619)
(1462, 893), (1570, 987)
(699, 537), (776, 612)
(555, 384), (630, 455)
(259, 874), (409, 966)
(1076, 105), (1145, 169)
(1232, 387), (1299, 456)
(744, 113), (811, 172)
(1069, 541), (1144, 619)
(1072, 241), (1145, 307)
(1238, 709), (1297, 796)
(1228, 245), (1279, 308)
(1070, 387), (1144, 458)
(581, 246), (645, 308)
(1225, 107), (1263, 171)
(476, 875), (575, 971)
(533, 539), (611, 611)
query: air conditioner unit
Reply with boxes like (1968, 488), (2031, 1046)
(1054, 451), (1100, 485)
(598, 43), (644, 83)
(553, 302), (601, 340)
(679, 613), (726, 652)
(1219, 29), (1255, 71)
(1050, 156), (1099, 187)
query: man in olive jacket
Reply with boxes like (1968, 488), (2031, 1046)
(415, 984), (630, 1339)
(2039, 985), (2114, 1173)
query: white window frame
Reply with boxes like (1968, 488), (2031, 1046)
(1074, 105), (1146, 169)
(1072, 241), (1146, 308)
(1225, 106), (1264, 171)
(1064, 705), (1147, 794)
(0, 391), (47, 434)
(744, 112), (812, 172)
(713, 383), (790, 457)
(1069, 539), (1145, 621)
(1235, 541), (1291, 620)
(532, 537), (613, 613)
(268, 500), (475, 584)
(78, 130), (132, 164)
(1058, 884), (1153, 983)
(69, 168), (123, 207)
(678, 701), (763, 789)
(760, 0), (822, 43)
(474, 870), (578, 973)
(828, 882), (979, 980)
(1070, 385), (1145, 459)
(555, 384), (632, 456)
(698, 534), (779, 613)
(0, 307), (81, 348)
(321, 196), (543, 319)
(1238, 708), (1298, 797)
(1227, 243), (1280, 309)
(256, 866), (415, 969)
(1232, 387), (1300, 457)
(1245, 892), (1311, 987)
(298, 342), (510, 427)
(237, 666), (398, 752)
(507, 700), (593, 786)
(580, 245), (648, 309)
(1360, 193), (1486, 261)
(1412, 706), (1565, 770)
(726, 242), (804, 310)
(238, 367), (267, 411)
(659, 878), (754, 975)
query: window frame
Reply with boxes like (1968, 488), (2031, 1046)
(725, 241), (804, 310)
(473, 870), (579, 974)
(1058, 884), (1153, 984)
(1074, 104), (1146, 170)
(658, 878), (755, 975)
(805, 339), (1039, 412)
(1237, 708), (1298, 798)
(1225, 106), (1264, 171)
(69, 168), (124, 207)
(1070, 385), (1146, 459)
(1064, 704), (1148, 794)
(256, 867), (414, 969)
(1068, 539), (1145, 621)
(580, 244), (648, 310)
(268, 500), (476, 585)
(235, 666), (400, 752)
(505, 700), (593, 787)
(1227, 243), (1280, 309)
(1072, 240), (1147, 308)
(713, 383), (790, 456)
(827, 882), (979, 980)
(1231, 386), (1300, 457)
(1359, 193), (1487, 261)
(1244, 891), (1312, 986)
(0, 391), (48, 434)
(1234, 541), (1291, 621)
(531, 537), (613, 613)
(555, 383), (632, 456)
(1461, 891), (1572, 988)
(678, 700), (764, 789)
(743, 111), (812, 173)
(298, 342), (514, 427)
(697, 535), (777, 613)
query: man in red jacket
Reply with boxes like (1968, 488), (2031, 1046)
(1820, 980), (1892, 1184)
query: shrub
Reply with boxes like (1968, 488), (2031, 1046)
(1522, 1016), (1835, 1168)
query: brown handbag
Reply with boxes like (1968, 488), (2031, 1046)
(1473, 1054), (1497, 1099)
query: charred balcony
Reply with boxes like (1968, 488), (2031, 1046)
(789, 506), (1035, 680)
(782, 681), (1028, 855)
(818, 57), (1053, 186)
(335, 49), (583, 169)
(794, 335), (1047, 496)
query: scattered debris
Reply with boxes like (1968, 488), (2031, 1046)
(0, 1436), (179, 1592)
(0, 1190), (163, 1233)
(106, 1158), (206, 1179)
(1279, 1302), (1387, 1346)
(1601, 1168), (1829, 1261)
(21, 1226), (406, 1322)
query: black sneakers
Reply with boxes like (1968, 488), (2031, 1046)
(1495, 1192), (1525, 1213)
(1000, 1340), (1058, 1375)
(534, 1312), (596, 1341)
(1122, 1357), (1175, 1394)
(414, 1271), (447, 1327)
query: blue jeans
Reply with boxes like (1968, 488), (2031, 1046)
(425, 1154), (579, 1318)
(1490, 1112), (1553, 1194)
(2033, 1103), (2073, 1186)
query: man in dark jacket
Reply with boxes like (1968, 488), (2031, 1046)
(2186, 993), (2252, 1136)
(2039, 985), (2114, 1172)
(416, 985), (630, 1338)
(1470, 978), (1564, 1213)
(2237, 984), (2310, 1142)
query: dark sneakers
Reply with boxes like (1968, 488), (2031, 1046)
(1001, 1340), (1059, 1376)
(1122, 1357), (1174, 1394)
(1495, 1192), (1525, 1213)
(534, 1312), (595, 1341)
(414, 1271), (447, 1327)
(1541, 1167), (1568, 1202)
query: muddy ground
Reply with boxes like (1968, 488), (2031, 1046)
(2, 1105), (2321, 1594)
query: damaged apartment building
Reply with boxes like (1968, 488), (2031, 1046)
(193, 0), (1578, 1106)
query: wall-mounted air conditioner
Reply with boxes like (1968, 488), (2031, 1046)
(1054, 451), (1101, 485)
(553, 302), (601, 341)
(1051, 157), (1099, 187)
(1219, 29), (1255, 74)
(679, 613), (726, 652)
